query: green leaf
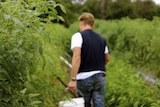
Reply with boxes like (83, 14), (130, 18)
(3, 14), (11, 20)
(57, 4), (66, 14)
(12, 17), (25, 28)
(17, 39), (23, 45)
(58, 16), (65, 22)
(0, 29), (7, 33)
(20, 88), (27, 94)
(30, 101), (42, 105)
(29, 93), (41, 98)
(0, 97), (11, 102)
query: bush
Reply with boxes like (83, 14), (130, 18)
(94, 18), (160, 77)
(0, 1), (66, 106)
(106, 56), (160, 107)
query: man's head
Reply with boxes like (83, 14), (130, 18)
(78, 12), (94, 31)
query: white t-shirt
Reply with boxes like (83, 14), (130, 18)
(71, 32), (109, 80)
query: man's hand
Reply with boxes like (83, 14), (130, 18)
(67, 80), (77, 90)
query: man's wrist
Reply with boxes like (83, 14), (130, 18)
(71, 77), (76, 81)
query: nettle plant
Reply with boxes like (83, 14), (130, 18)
(0, 0), (65, 106)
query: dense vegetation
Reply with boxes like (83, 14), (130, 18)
(0, 0), (160, 107)
(95, 18), (160, 78)
(59, 0), (160, 26)
(0, 0), (66, 106)
(106, 56), (159, 107)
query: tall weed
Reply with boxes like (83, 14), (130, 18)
(94, 18), (160, 77)
(106, 56), (160, 107)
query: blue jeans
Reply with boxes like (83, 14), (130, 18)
(77, 73), (106, 107)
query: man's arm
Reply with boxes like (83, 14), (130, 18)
(68, 47), (81, 90)
(71, 47), (81, 79)
(105, 53), (110, 64)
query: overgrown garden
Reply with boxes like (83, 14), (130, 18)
(0, 0), (160, 107)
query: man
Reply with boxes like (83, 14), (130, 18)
(67, 12), (110, 107)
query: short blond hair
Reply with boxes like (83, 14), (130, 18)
(78, 12), (94, 26)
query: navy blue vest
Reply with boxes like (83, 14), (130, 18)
(78, 29), (106, 73)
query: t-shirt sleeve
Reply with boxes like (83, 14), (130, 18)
(105, 46), (109, 54)
(71, 32), (82, 50)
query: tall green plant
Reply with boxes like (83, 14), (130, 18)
(93, 18), (160, 77)
(0, 0), (66, 106)
(106, 56), (160, 107)
(25, 23), (72, 107)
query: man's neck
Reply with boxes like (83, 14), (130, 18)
(81, 25), (93, 31)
